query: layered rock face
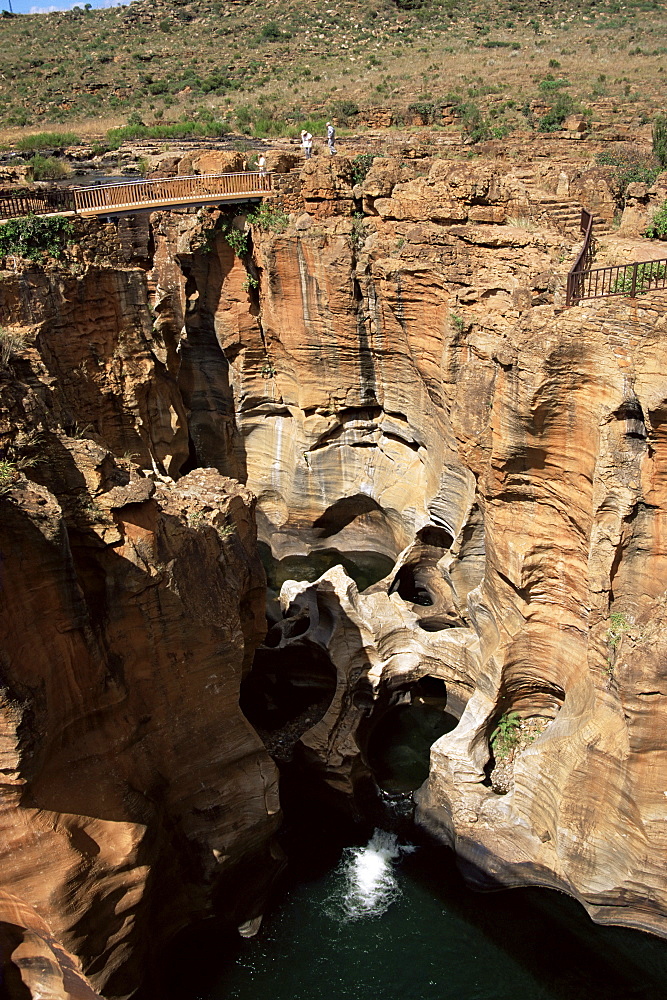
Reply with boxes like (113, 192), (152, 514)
(141, 157), (667, 938)
(2, 152), (667, 996)
(0, 272), (280, 996)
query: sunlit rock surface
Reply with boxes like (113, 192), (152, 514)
(2, 154), (667, 995)
(0, 428), (279, 997)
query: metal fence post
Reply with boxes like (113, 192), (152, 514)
(630, 261), (639, 297)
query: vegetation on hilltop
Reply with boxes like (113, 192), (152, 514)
(0, 0), (665, 142)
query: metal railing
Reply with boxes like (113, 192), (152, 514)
(565, 208), (595, 306)
(568, 257), (667, 302)
(0, 187), (76, 220)
(0, 171), (273, 222)
(566, 209), (667, 305)
(73, 171), (272, 216)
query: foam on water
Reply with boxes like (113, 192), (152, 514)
(331, 829), (416, 922)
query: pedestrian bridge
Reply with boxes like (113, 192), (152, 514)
(0, 171), (273, 222)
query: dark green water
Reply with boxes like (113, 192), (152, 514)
(368, 702), (460, 793)
(168, 818), (667, 1000)
(258, 543), (395, 593)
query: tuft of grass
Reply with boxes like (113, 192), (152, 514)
(607, 611), (631, 648)
(29, 154), (72, 180)
(17, 131), (80, 151)
(0, 459), (20, 495)
(0, 328), (25, 369)
(106, 119), (230, 148)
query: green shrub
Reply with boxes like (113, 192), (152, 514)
(260, 21), (289, 41)
(597, 147), (661, 200)
(17, 131), (79, 151)
(247, 202), (289, 233)
(330, 99), (359, 125)
(611, 262), (667, 294)
(645, 200), (667, 239)
(539, 77), (571, 92)
(221, 221), (249, 257)
(407, 100), (443, 123)
(490, 711), (521, 760)
(0, 215), (74, 262)
(350, 153), (375, 186)
(653, 114), (667, 167)
(537, 94), (575, 132)
(460, 102), (491, 143)
(30, 154), (71, 181)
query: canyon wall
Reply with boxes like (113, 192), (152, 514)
(2, 152), (667, 995)
(144, 157), (667, 938)
(0, 264), (280, 998)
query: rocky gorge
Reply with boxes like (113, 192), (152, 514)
(2, 150), (667, 997)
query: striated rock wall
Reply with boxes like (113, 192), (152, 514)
(138, 165), (667, 939)
(0, 462), (280, 998)
(0, 274), (280, 997)
(2, 151), (667, 995)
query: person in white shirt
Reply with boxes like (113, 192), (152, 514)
(326, 122), (336, 155)
(258, 154), (267, 176)
(300, 130), (313, 159)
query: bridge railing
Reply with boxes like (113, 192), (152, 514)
(73, 170), (272, 214)
(0, 187), (76, 221)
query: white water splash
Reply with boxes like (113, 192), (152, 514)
(332, 829), (416, 922)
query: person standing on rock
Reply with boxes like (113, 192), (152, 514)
(300, 129), (313, 159)
(326, 121), (337, 155)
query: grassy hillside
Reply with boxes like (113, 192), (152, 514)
(0, 0), (665, 144)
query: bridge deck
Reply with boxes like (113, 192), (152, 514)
(0, 171), (273, 222)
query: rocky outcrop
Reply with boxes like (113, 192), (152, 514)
(248, 282), (667, 937)
(0, 460), (279, 998)
(620, 171), (667, 236)
(3, 152), (667, 996)
(0, 891), (103, 999)
(166, 183), (667, 938)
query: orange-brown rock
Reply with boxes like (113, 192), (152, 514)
(0, 891), (103, 999)
(0, 448), (279, 997)
(153, 184), (667, 938)
(620, 170), (667, 236)
(3, 152), (667, 996)
(177, 149), (246, 175)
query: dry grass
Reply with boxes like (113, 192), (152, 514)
(0, 328), (25, 369)
(0, 0), (664, 142)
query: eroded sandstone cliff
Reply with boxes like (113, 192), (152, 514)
(0, 269), (280, 995)
(2, 152), (667, 995)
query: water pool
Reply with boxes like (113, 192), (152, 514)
(165, 820), (667, 1000)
